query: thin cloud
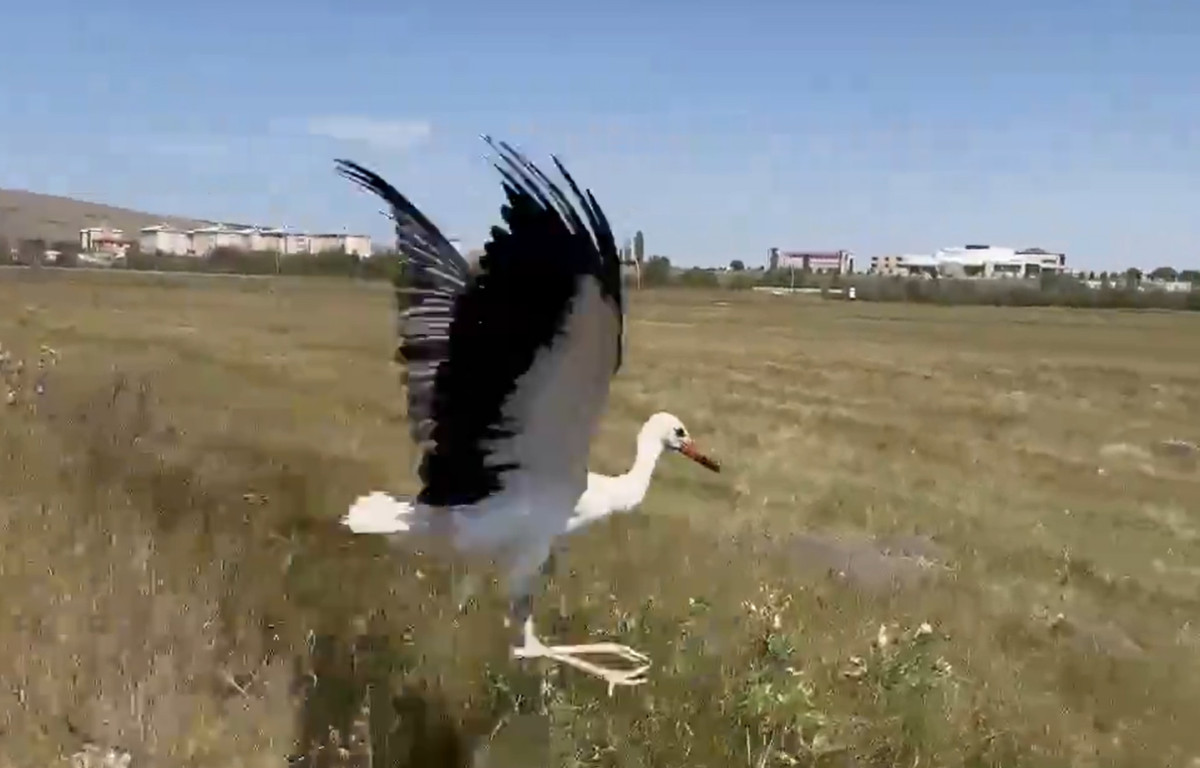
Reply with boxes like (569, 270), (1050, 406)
(110, 134), (232, 159)
(305, 116), (432, 151)
(148, 138), (232, 158)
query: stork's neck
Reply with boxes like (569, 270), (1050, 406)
(613, 425), (666, 510)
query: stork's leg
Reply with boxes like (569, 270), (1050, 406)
(511, 614), (650, 694)
(507, 592), (650, 695)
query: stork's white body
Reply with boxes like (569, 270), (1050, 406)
(568, 471), (644, 531)
(344, 414), (679, 539)
(569, 428), (669, 528)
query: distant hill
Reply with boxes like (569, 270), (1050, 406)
(0, 188), (208, 246)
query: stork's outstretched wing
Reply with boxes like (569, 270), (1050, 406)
(336, 138), (623, 516)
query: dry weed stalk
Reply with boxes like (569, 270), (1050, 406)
(1, 341), (57, 406)
(69, 744), (132, 768)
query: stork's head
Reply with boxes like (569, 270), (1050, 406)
(644, 412), (721, 472)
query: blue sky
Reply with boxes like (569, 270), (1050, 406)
(1, 0), (1197, 270)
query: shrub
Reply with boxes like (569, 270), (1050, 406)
(677, 267), (719, 288)
(838, 274), (1199, 311)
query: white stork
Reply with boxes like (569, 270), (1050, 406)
(334, 138), (719, 690)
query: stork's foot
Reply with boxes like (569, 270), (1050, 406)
(512, 637), (650, 694)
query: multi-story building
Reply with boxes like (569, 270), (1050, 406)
(768, 248), (854, 274)
(869, 245), (1067, 278)
(138, 225), (191, 256)
(136, 223), (372, 258)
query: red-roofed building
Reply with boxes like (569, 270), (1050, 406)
(768, 248), (854, 275)
(79, 227), (132, 258)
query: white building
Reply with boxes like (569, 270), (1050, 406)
(869, 245), (1066, 278)
(247, 229), (285, 253)
(139, 225), (192, 256)
(305, 233), (372, 257)
(137, 223), (372, 258)
(282, 233), (310, 255)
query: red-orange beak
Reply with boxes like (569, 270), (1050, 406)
(677, 439), (721, 472)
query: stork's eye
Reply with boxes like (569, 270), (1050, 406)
(674, 427), (686, 438)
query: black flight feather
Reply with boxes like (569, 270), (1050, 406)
(335, 138), (623, 507)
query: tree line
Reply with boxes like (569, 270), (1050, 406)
(3, 233), (1197, 311)
(619, 255), (1200, 311)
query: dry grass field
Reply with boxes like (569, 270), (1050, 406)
(1, 269), (1199, 767)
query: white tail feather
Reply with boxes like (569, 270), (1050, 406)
(341, 491), (418, 534)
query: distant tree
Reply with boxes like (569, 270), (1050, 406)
(206, 246), (276, 275)
(17, 238), (46, 263)
(54, 249), (80, 268)
(729, 259), (745, 271)
(642, 255), (672, 286)
(1180, 269), (1200, 284)
(1124, 267), (1143, 284)
(1087, 271), (1096, 281)
(1038, 271), (1060, 290)
(727, 271), (759, 290)
(1149, 266), (1178, 281)
(49, 239), (81, 258)
(678, 267), (719, 288)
